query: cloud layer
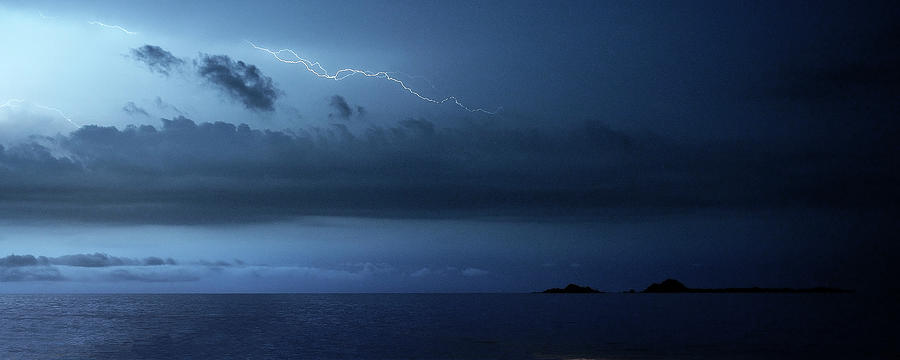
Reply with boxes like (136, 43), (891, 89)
(1, 253), (178, 282)
(0, 116), (895, 224)
(1, 253), (464, 287)
(329, 95), (353, 119)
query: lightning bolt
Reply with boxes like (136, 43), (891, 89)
(385, 71), (438, 91)
(34, 104), (80, 128)
(249, 42), (501, 115)
(88, 21), (137, 35)
(0, 99), (81, 128)
(0, 99), (24, 110)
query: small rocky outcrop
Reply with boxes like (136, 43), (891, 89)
(641, 278), (852, 293)
(643, 279), (689, 293)
(541, 283), (603, 293)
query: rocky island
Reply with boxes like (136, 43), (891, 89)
(541, 284), (603, 293)
(642, 279), (852, 293)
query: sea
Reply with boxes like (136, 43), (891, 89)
(0, 293), (896, 359)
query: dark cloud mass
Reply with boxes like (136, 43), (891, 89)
(1, 116), (895, 224)
(0, 254), (233, 282)
(0, 253), (176, 268)
(0, 253), (174, 282)
(130, 45), (185, 76)
(329, 95), (353, 119)
(196, 54), (281, 111)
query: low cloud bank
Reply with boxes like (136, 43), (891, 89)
(1, 254), (482, 286)
(0, 116), (895, 224)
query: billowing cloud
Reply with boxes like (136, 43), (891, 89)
(0, 117), (895, 224)
(122, 101), (149, 117)
(196, 54), (281, 111)
(130, 45), (185, 76)
(129, 46), (280, 112)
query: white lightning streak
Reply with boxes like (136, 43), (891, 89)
(34, 104), (80, 128)
(249, 42), (500, 115)
(0, 99), (80, 128)
(0, 99), (25, 110)
(385, 71), (438, 91)
(88, 21), (137, 35)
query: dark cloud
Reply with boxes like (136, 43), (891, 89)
(130, 47), (281, 112)
(0, 253), (176, 268)
(122, 102), (149, 117)
(328, 95), (352, 119)
(0, 254), (214, 282)
(0, 117), (896, 224)
(0, 253), (391, 283)
(0, 254), (43, 267)
(327, 95), (367, 119)
(130, 45), (185, 76)
(196, 54), (281, 111)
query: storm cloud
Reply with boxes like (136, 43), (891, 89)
(0, 253), (220, 283)
(0, 253), (404, 285)
(129, 45), (280, 112)
(130, 45), (185, 76)
(0, 253), (176, 267)
(0, 253), (175, 282)
(196, 54), (281, 111)
(0, 117), (895, 224)
(329, 95), (353, 119)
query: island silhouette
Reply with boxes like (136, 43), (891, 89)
(540, 279), (852, 294)
(541, 284), (603, 293)
(643, 279), (852, 293)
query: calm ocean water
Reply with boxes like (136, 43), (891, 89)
(0, 293), (896, 359)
